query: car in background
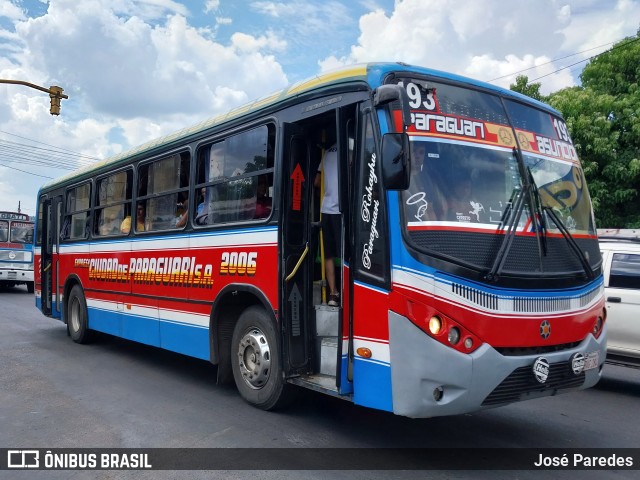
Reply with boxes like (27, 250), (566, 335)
(598, 229), (640, 368)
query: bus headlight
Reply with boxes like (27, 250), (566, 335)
(428, 316), (442, 335)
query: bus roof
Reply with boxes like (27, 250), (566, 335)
(40, 62), (560, 191)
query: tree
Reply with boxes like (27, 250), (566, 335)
(509, 75), (546, 102)
(548, 32), (640, 228)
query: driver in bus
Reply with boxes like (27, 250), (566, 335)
(405, 141), (447, 222)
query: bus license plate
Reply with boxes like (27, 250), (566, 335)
(583, 351), (599, 371)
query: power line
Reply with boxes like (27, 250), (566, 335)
(0, 129), (100, 161)
(0, 162), (53, 178)
(0, 140), (97, 168)
(487, 33), (639, 85)
(487, 41), (618, 82)
(0, 129), (101, 177)
(527, 34), (640, 83)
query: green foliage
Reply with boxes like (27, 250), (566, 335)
(509, 75), (547, 102)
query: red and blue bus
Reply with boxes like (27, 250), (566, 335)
(34, 63), (606, 417)
(1, 210), (34, 292)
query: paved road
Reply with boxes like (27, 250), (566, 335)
(1, 285), (639, 479)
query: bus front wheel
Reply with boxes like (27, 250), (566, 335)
(67, 285), (92, 344)
(231, 306), (291, 410)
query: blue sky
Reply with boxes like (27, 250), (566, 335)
(0, 0), (638, 216)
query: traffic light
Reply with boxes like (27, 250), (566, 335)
(49, 86), (64, 115)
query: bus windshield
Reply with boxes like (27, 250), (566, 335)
(400, 78), (595, 265)
(0, 221), (8, 242)
(10, 221), (34, 244)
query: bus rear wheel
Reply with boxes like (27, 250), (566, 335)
(67, 285), (92, 344)
(231, 306), (291, 410)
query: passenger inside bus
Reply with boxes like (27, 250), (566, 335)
(254, 175), (272, 219)
(175, 193), (188, 228)
(196, 187), (206, 216)
(120, 202), (146, 233)
(315, 142), (341, 307)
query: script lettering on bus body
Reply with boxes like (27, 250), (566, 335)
(361, 152), (380, 270)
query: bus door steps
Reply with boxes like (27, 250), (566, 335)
(288, 374), (346, 398)
(314, 305), (339, 376)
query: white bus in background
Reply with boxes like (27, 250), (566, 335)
(0, 211), (35, 292)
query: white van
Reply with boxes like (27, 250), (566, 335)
(598, 229), (640, 368)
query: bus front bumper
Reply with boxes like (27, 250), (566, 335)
(388, 311), (607, 418)
(0, 268), (34, 283)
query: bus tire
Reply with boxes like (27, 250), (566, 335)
(231, 306), (291, 410)
(67, 285), (92, 344)
(27, 282), (34, 294)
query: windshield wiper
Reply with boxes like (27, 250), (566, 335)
(543, 206), (595, 280)
(485, 182), (528, 282)
(526, 166), (548, 260)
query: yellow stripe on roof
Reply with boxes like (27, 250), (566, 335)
(287, 65), (367, 96)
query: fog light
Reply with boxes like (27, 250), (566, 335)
(448, 327), (460, 345)
(433, 386), (444, 402)
(464, 337), (473, 349)
(429, 316), (442, 335)
(593, 316), (602, 335)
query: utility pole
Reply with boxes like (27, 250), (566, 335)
(0, 79), (69, 115)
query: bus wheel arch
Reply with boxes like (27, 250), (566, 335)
(209, 286), (277, 387)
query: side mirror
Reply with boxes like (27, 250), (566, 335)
(373, 84), (412, 129)
(381, 132), (411, 190)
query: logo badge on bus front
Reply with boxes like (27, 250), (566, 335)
(539, 320), (551, 339)
(533, 357), (550, 383)
(571, 352), (585, 375)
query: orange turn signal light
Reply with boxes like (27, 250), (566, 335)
(356, 347), (372, 358)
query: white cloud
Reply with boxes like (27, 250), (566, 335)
(230, 30), (286, 52)
(560, 0), (640, 54)
(0, 0), (25, 21)
(9, 1), (288, 117)
(204, 0), (220, 14)
(251, 0), (353, 35)
(0, 0), (290, 214)
(319, 0), (634, 94)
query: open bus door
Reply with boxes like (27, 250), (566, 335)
(281, 123), (313, 375)
(40, 195), (62, 318)
(281, 105), (358, 395)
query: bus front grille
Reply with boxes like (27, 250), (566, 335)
(482, 363), (585, 407)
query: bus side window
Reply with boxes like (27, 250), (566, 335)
(95, 170), (132, 236)
(139, 152), (190, 231)
(195, 124), (274, 226)
(64, 182), (91, 240)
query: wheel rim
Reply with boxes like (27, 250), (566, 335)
(237, 327), (271, 389)
(69, 296), (81, 333)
